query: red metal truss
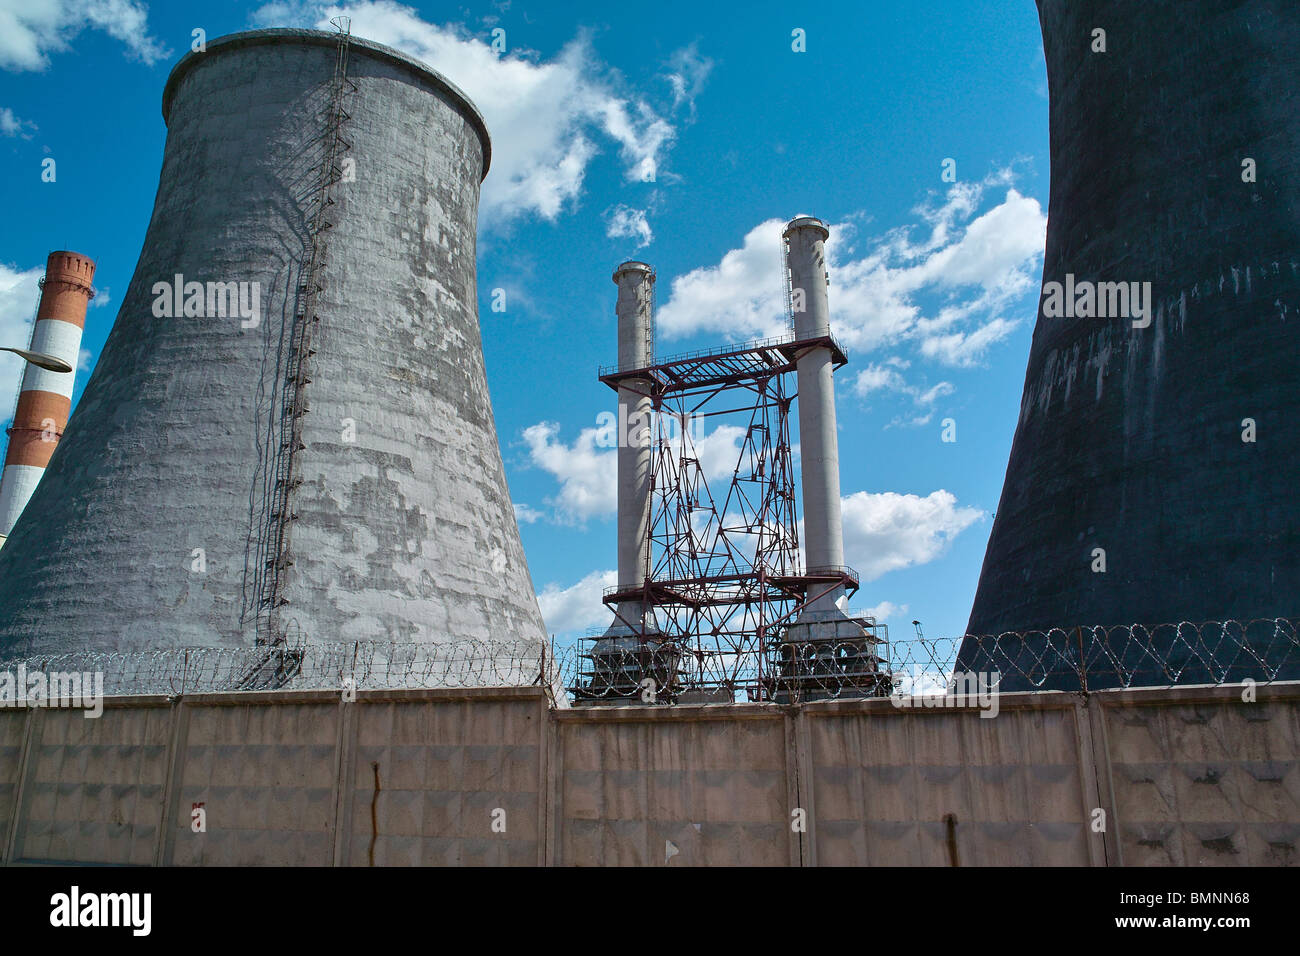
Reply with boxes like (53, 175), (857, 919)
(582, 334), (868, 702)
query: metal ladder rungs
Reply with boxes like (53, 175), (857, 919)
(257, 24), (353, 646)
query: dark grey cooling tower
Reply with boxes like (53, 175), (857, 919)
(0, 30), (548, 659)
(962, 1), (1300, 689)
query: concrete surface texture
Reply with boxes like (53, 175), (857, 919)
(964, 1), (1300, 683)
(0, 30), (547, 658)
(2, 683), (1295, 866)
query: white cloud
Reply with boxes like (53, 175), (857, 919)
(255, 1), (692, 225)
(915, 382), (954, 405)
(0, 107), (36, 137)
(853, 363), (905, 396)
(663, 42), (712, 119)
(864, 600), (909, 622)
(522, 418), (746, 523)
(0, 0), (171, 71)
(655, 171), (1046, 370)
(853, 363), (953, 404)
(691, 424), (746, 482)
(513, 502), (544, 524)
(655, 217), (789, 340)
(521, 421), (616, 523)
(852, 362), (953, 427)
(605, 204), (652, 249)
(536, 568), (616, 635)
(918, 317), (1018, 367)
(830, 181), (1044, 362)
(840, 490), (983, 582)
(891, 666), (952, 698)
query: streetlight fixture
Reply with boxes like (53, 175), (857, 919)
(0, 347), (73, 374)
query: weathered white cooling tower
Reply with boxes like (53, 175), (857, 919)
(0, 29), (548, 662)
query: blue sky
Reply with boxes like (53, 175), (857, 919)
(0, 0), (1050, 646)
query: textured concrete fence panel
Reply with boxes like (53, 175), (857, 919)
(1, 682), (1297, 866)
(0, 710), (30, 859)
(10, 702), (171, 865)
(552, 706), (793, 866)
(169, 695), (342, 866)
(1097, 686), (1300, 866)
(802, 698), (1095, 866)
(345, 689), (546, 866)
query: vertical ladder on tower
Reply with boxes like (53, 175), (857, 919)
(780, 235), (795, 333)
(253, 16), (356, 646)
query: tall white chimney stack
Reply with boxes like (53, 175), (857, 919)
(609, 260), (656, 634)
(784, 217), (846, 613)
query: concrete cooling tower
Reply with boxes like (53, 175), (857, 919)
(0, 29), (548, 662)
(962, 0), (1300, 689)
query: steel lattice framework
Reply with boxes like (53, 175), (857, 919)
(582, 333), (870, 702)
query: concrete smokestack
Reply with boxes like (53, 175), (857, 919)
(580, 261), (661, 704)
(610, 261), (655, 631)
(0, 251), (93, 549)
(0, 30), (547, 667)
(774, 216), (878, 702)
(784, 217), (845, 611)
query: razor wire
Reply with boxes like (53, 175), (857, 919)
(556, 618), (1300, 704)
(0, 637), (552, 698)
(0, 618), (1296, 703)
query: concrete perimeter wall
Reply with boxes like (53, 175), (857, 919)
(2, 682), (1296, 866)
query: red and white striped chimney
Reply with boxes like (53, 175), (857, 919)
(0, 251), (94, 547)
